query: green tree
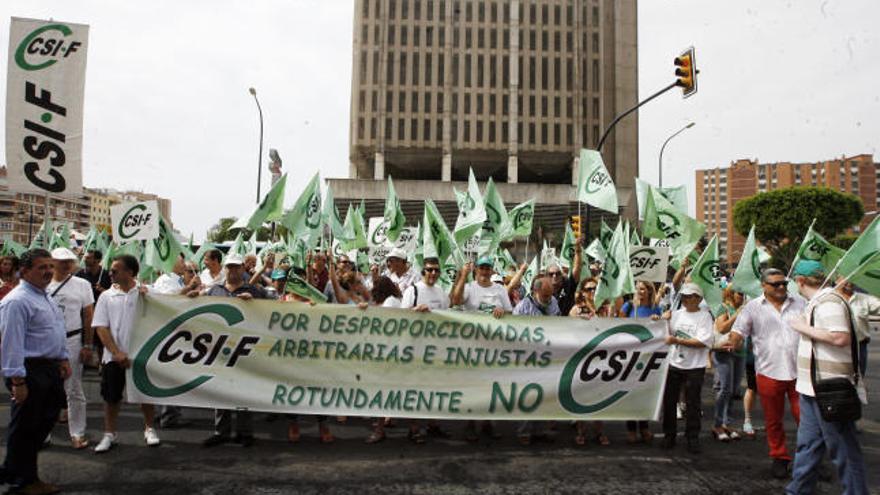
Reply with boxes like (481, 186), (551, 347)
(732, 187), (864, 269)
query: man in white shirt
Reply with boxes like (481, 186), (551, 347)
(93, 255), (160, 453)
(400, 257), (450, 312)
(48, 248), (95, 450)
(450, 256), (512, 318)
(785, 260), (867, 494)
(382, 248), (419, 294)
(729, 268), (806, 479)
(199, 249), (225, 292)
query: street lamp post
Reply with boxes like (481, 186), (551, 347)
(658, 122), (695, 187)
(249, 87), (264, 204)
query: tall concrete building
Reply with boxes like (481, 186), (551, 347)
(332, 0), (638, 239)
(0, 167), (91, 244)
(696, 154), (880, 263)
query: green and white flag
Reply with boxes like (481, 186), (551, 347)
(577, 149), (618, 214)
(585, 238), (604, 262)
(635, 178), (688, 220)
(1, 238), (27, 257)
(690, 235), (725, 316)
(281, 173), (322, 244)
(481, 178), (511, 252)
(521, 256), (539, 294)
(233, 174), (287, 231)
(599, 220), (615, 254)
(285, 272), (329, 303)
(30, 219), (52, 249)
(322, 184), (349, 242)
(144, 215), (185, 274)
(560, 223), (589, 282)
(642, 185), (705, 267)
(190, 242), (215, 269)
(51, 222), (71, 250)
(339, 204), (367, 251)
(383, 176), (406, 243)
(423, 199), (463, 265)
(506, 199), (534, 239)
(453, 169), (486, 245)
(229, 232), (246, 257)
(791, 221), (845, 274)
(594, 222), (635, 307)
(830, 215), (880, 295)
(246, 232), (258, 256)
(730, 225), (763, 298)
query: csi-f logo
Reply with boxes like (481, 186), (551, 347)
(558, 325), (667, 413)
(601, 256), (620, 285)
(630, 247), (661, 278)
(802, 239), (829, 261)
(458, 195), (476, 217)
(15, 24), (83, 71)
(305, 194), (321, 229)
(586, 170), (612, 193)
(513, 206), (532, 231)
(132, 304), (259, 398)
(657, 212), (681, 240)
(699, 261), (724, 285)
(117, 204), (153, 240)
(371, 221), (389, 245)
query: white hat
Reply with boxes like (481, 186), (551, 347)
(679, 283), (704, 298)
(386, 248), (408, 261)
(51, 247), (77, 261)
(224, 253), (244, 266)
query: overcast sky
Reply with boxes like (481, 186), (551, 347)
(1, 1), (877, 241)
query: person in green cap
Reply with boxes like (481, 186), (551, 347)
(450, 256), (512, 318)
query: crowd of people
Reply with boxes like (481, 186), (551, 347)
(0, 234), (873, 494)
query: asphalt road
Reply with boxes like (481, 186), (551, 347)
(2, 340), (878, 494)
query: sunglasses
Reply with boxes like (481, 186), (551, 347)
(765, 280), (789, 288)
(583, 286), (596, 292)
(424, 267), (440, 273)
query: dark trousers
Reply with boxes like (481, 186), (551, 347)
(214, 409), (253, 437)
(662, 366), (705, 440)
(3, 360), (65, 486)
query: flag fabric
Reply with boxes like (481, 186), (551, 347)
(730, 225), (763, 298)
(383, 176), (406, 243)
(599, 220), (615, 254)
(281, 173), (322, 244)
(29, 220), (52, 249)
(51, 223), (72, 249)
(322, 184), (350, 242)
(233, 174), (287, 231)
(585, 238), (604, 261)
(830, 215), (880, 295)
(1, 238), (27, 257)
(229, 232), (246, 257)
(285, 272), (328, 303)
(246, 232), (258, 255)
(506, 199), (534, 239)
(594, 222), (635, 307)
(690, 235), (725, 316)
(339, 204), (367, 251)
(520, 256), (539, 294)
(635, 178), (688, 220)
(791, 221), (846, 274)
(453, 169), (486, 245)
(144, 215), (184, 274)
(642, 185), (705, 266)
(576, 149), (618, 214)
(423, 199), (463, 265)
(481, 178), (511, 253)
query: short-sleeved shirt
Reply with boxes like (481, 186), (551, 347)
(200, 268), (226, 292)
(151, 272), (184, 295)
(513, 295), (561, 317)
(732, 294), (806, 381)
(669, 308), (714, 370)
(848, 292), (880, 342)
(462, 281), (513, 314)
(796, 289), (854, 397)
(76, 267), (111, 303)
(93, 285), (140, 364)
(383, 267), (420, 294)
(47, 276), (94, 331)
(621, 301), (662, 318)
(206, 283), (267, 300)
(401, 280), (450, 310)
(382, 296), (402, 308)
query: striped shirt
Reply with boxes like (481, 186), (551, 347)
(796, 289), (854, 397)
(732, 294), (806, 381)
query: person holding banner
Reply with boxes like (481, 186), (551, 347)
(382, 248), (419, 294)
(451, 257), (512, 318)
(93, 255), (160, 453)
(619, 281), (662, 445)
(198, 249), (225, 293)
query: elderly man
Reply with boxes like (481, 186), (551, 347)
(382, 248), (419, 294)
(48, 248), (95, 450)
(513, 275), (560, 445)
(451, 256), (512, 318)
(0, 249), (71, 494)
(785, 261), (868, 495)
(729, 268), (806, 479)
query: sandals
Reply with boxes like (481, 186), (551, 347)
(365, 429), (386, 444)
(574, 434), (587, 446)
(287, 422), (301, 443)
(70, 436), (89, 449)
(319, 424), (335, 444)
(595, 433), (611, 446)
(712, 427), (730, 442)
(640, 429), (654, 444)
(723, 426), (741, 441)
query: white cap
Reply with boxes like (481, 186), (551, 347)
(386, 248), (408, 261)
(679, 283), (704, 298)
(224, 253), (244, 266)
(51, 247), (77, 261)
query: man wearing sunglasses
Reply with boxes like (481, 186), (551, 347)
(729, 268), (806, 479)
(401, 258), (449, 312)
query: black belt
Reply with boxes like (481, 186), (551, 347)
(24, 357), (63, 367)
(67, 329), (82, 338)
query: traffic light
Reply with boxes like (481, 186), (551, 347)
(570, 215), (582, 238)
(674, 47), (698, 98)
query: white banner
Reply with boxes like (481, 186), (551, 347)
(629, 246), (670, 283)
(5, 17), (89, 196)
(111, 200), (160, 242)
(127, 296), (671, 420)
(367, 217), (417, 265)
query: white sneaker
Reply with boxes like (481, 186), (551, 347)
(144, 427), (161, 447)
(742, 421), (755, 437)
(94, 433), (116, 453)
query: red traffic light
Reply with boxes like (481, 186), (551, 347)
(674, 47), (698, 98)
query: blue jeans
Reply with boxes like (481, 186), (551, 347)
(712, 352), (735, 428)
(732, 353), (746, 398)
(786, 394), (868, 495)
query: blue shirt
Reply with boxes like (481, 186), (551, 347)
(1, 280), (68, 377)
(513, 294), (561, 317)
(621, 301), (662, 318)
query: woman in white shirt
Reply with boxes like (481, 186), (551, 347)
(656, 283), (715, 454)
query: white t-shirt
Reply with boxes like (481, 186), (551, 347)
(796, 289), (854, 397)
(462, 281), (513, 314)
(401, 280), (450, 310)
(151, 272), (184, 295)
(200, 268), (225, 292)
(669, 308), (714, 370)
(383, 267), (420, 293)
(382, 296), (402, 308)
(93, 284), (140, 364)
(47, 276), (94, 332)
(732, 294), (806, 381)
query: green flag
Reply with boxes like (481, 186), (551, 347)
(730, 225), (763, 298)
(521, 256), (539, 294)
(635, 177), (688, 220)
(233, 174), (287, 231)
(285, 273), (328, 303)
(599, 220), (615, 254)
(144, 215), (185, 274)
(281, 173), (322, 244)
(424, 199), (463, 265)
(507, 199), (534, 239)
(594, 222), (635, 307)
(322, 184), (350, 242)
(339, 204), (367, 251)
(830, 215), (880, 295)
(690, 235), (725, 316)
(792, 221), (846, 273)
(577, 149), (618, 214)
(228, 232), (246, 258)
(30, 219), (52, 249)
(51, 222), (71, 249)
(1, 238), (27, 257)
(453, 169), (486, 245)
(481, 178), (511, 252)
(585, 238), (603, 261)
(642, 185), (705, 266)
(383, 176), (406, 243)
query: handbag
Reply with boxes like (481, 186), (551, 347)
(809, 293), (862, 423)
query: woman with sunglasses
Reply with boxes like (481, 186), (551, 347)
(570, 279), (611, 446)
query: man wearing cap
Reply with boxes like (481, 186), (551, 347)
(785, 261), (867, 494)
(47, 247), (95, 450)
(93, 255), (160, 453)
(451, 256), (513, 318)
(383, 248), (419, 294)
(401, 257), (449, 312)
(197, 253), (267, 448)
(729, 268), (807, 478)
(0, 249), (71, 494)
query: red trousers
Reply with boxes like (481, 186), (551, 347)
(756, 373), (800, 460)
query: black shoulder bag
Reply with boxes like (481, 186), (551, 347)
(809, 292), (861, 422)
